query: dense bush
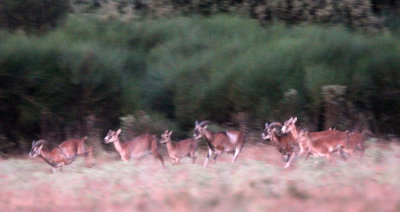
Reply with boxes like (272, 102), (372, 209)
(0, 15), (399, 153)
(0, 0), (70, 32)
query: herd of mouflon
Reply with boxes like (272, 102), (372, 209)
(29, 117), (368, 173)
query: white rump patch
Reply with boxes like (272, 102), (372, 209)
(226, 132), (238, 144)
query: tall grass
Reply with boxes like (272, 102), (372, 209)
(1, 141), (400, 211)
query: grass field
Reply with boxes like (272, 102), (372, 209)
(1, 140), (400, 212)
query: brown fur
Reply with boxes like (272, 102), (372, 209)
(281, 117), (337, 154)
(341, 131), (366, 159)
(268, 127), (298, 168)
(59, 136), (93, 165)
(104, 129), (164, 168)
(263, 122), (303, 168)
(194, 121), (245, 167)
(160, 130), (198, 165)
(296, 130), (347, 162)
(29, 137), (92, 173)
(282, 117), (365, 159)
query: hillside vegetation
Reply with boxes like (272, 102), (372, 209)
(1, 15), (400, 151)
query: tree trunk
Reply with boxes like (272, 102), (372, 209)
(40, 108), (63, 142)
(322, 85), (347, 130)
(85, 114), (104, 157)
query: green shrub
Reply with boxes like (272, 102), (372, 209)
(1, 15), (400, 152)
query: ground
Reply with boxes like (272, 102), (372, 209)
(1, 139), (400, 212)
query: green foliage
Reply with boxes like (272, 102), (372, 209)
(1, 15), (400, 151)
(0, 23), (141, 144)
(119, 112), (183, 140)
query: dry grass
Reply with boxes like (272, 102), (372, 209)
(1, 140), (400, 212)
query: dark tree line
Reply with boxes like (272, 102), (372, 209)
(0, 0), (70, 32)
(1, 0), (400, 32)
